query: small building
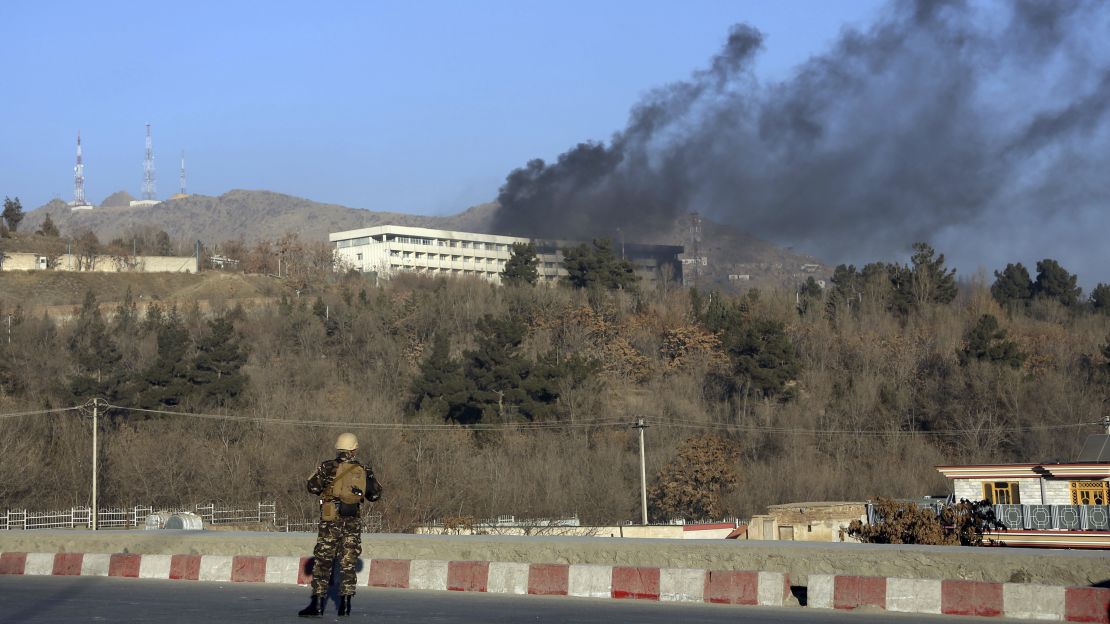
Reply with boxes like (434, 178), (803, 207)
(747, 501), (866, 542)
(935, 434), (1110, 548)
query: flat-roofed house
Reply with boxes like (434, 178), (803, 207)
(935, 434), (1110, 548)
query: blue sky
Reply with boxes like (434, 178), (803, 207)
(0, 1), (884, 214)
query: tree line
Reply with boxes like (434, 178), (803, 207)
(0, 239), (1108, 531)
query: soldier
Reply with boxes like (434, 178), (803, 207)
(298, 432), (382, 618)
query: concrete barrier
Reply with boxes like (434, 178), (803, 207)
(0, 551), (791, 608)
(1, 531), (1107, 587)
(1, 531), (1108, 621)
(808, 573), (1110, 622)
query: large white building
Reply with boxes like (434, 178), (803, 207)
(329, 225), (683, 286)
(330, 225), (546, 285)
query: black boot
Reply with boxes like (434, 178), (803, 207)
(338, 595), (352, 616)
(298, 594), (324, 617)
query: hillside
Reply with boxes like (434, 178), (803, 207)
(19, 189), (829, 288)
(0, 270), (281, 313)
(20, 190), (494, 245)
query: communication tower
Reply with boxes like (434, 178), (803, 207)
(142, 123), (156, 200)
(691, 212), (702, 287)
(72, 132), (89, 208)
(179, 150), (186, 195)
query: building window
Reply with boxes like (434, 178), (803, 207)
(461, 242), (470, 249)
(983, 481), (1021, 504)
(1070, 481), (1109, 505)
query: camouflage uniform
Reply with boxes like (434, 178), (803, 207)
(306, 451), (374, 597)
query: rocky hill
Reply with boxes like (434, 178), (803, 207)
(20, 189), (828, 289)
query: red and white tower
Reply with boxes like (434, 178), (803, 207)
(71, 132), (92, 209)
(142, 123), (156, 200)
(74, 132), (86, 204)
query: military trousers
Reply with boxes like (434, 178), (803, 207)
(311, 516), (362, 596)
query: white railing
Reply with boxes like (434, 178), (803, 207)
(0, 502), (279, 531)
(274, 513), (382, 534)
(194, 502), (276, 525)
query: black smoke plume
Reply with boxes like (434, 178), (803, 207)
(493, 0), (1110, 282)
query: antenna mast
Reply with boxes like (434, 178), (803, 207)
(73, 132), (87, 206)
(180, 150), (186, 195)
(142, 123), (156, 200)
(691, 212), (702, 288)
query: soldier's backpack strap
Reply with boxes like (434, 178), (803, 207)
(326, 462), (359, 500)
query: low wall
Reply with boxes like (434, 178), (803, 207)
(1, 530), (1107, 587)
(0, 252), (196, 273)
(415, 523), (738, 539)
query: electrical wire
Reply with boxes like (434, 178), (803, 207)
(0, 406), (84, 420)
(101, 403), (632, 431)
(1, 402), (1102, 437)
(649, 418), (1101, 436)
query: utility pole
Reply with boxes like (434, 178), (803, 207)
(634, 418), (648, 525)
(91, 399), (99, 531)
(6, 314), (10, 345)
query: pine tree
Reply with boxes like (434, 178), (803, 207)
(66, 291), (128, 403)
(38, 212), (59, 237)
(464, 315), (531, 421)
(909, 243), (957, 305)
(1033, 259), (1082, 307)
(2, 197), (23, 232)
(136, 307), (192, 408)
(797, 276), (823, 315)
(826, 264), (862, 317)
(114, 286), (138, 334)
(409, 333), (472, 421)
(991, 263), (1033, 307)
(190, 316), (249, 407)
(502, 242), (539, 286)
(720, 316), (800, 399)
(958, 314), (1025, 368)
(562, 238), (638, 290)
(1089, 283), (1110, 315)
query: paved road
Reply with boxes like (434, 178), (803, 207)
(0, 577), (1031, 624)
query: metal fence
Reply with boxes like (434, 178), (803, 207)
(864, 501), (1110, 532)
(274, 513), (382, 534)
(0, 502), (279, 531)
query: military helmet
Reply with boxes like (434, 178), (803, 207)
(335, 432), (359, 451)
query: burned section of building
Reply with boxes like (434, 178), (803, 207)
(329, 225), (683, 286)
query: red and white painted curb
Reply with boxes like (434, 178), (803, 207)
(3, 552), (1108, 622)
(0, 552), (788, 607)
(808, 574), (1110, 623)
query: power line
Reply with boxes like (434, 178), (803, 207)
(650, 418), (1102, 437)
(101, 403), (631, 431)
(0, 403), (1102, 437)
(0, 406), (84, 420)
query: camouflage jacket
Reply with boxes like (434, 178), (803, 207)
(306, 452), (381, 502)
